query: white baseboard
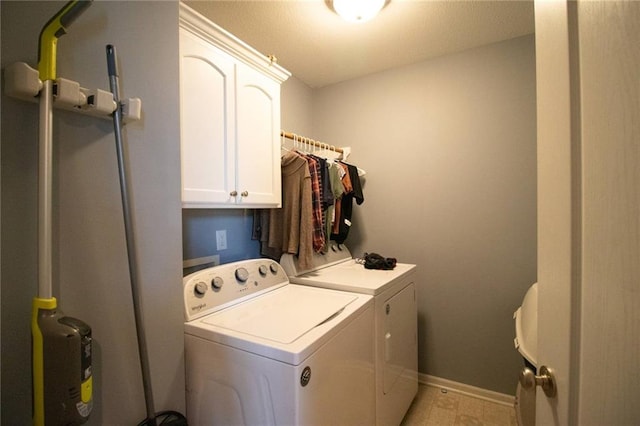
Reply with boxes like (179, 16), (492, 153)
(419, 373), (515, 407)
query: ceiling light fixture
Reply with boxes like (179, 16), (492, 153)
(331, 0), (387, 23)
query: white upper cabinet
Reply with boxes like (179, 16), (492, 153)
(180, 29), (235, 206)
(179, 4), (290, 208)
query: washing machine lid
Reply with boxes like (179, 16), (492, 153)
(291, 259), (417, 296)
(185, 284), (372, 365)
(202, 284), (356, 343)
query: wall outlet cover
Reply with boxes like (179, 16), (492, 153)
(216, 230), (227, 250)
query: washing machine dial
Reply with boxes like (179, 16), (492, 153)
(269, 262), (279, 274)
(235, 267), (249, 283)
(211, 276), (224, 290)
(194, 281), (208, 296)
(258, 265), (268, 276)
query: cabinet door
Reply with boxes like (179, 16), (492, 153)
(179, 28), (236, 206)
(383, 283), (418, 394)
(235, 64), (282, 207)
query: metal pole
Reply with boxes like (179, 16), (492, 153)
(38, 80), (54, 299)
(106, 44), (156, 425)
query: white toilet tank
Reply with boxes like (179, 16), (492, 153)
(513, 282), (538, 426)
(514, 282), (538, 366)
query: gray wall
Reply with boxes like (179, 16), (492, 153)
(1, 2), (184, 424)
(311, 35), (537, 394)
(281, 75), (315, 136)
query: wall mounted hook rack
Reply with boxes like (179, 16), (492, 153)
(4, 61), (141, 123)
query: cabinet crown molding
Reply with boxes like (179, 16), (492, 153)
(179, 3), (291, 84)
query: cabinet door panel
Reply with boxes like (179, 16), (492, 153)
(383, 283), (418, 394)
(235, 65), (282, 207)
(180, 29), (235, 206)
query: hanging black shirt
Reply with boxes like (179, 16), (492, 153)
(331, 163), (364, 244)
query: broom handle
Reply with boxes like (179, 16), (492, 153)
(106, 44), (157, 426)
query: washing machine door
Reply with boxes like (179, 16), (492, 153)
(383, 283), (418, 394)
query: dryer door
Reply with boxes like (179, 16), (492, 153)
(383, 283), (418, 394)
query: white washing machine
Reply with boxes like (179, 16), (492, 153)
(183, 259), (375, 425)
(281, 246), (418, 426)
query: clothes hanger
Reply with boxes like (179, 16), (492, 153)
(281, 131), (292, 154)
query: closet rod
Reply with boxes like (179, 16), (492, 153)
(280, 130), (344, 154)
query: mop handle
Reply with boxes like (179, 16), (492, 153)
(106, 45), (157, 426)
(36, 0), (92, 301)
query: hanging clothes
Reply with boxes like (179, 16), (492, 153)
(252, 209), (281, 260)
(253, 145), (364, 265)
(300, 153), (326, 253)
(331, 162), (364, 244)
(324, 161), (344, 252)
(262, 151), (314, 269)
(313, 156), (334, 211)
(332, 162), (351, 235)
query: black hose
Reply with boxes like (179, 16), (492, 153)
(136, 410), (188, 426)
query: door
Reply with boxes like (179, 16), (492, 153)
(235, 64), (282, 206)
(534, 2), (575, 423)
(179, 28), (236, 206)
(535, 1), (640, 424)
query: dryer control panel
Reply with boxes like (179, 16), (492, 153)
(183, 259), (288, 321)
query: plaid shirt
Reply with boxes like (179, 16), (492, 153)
(304, 155), (326, 252)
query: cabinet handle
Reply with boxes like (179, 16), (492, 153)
(241, 191), (249, 197)
(230, 190), (238, 197)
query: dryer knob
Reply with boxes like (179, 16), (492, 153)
(269, 263), (279, 274)
(258, 265), (268, 276)
(235, 267), (249, 282)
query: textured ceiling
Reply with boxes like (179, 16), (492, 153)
(184, 0), (535, 88)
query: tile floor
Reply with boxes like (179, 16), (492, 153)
(401, 384), (518, 426)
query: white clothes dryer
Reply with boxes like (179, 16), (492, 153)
(281, 246), (418, 426)
(183, 259), (375, 426)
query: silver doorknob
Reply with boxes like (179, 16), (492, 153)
(230, 190), (238, 197)
(241, 191), (249, 197)
(519, 365), (557, 398)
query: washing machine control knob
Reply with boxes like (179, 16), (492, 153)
(270, 262), (279, 274)
(258, 265), (268, 276)
(194, 281), (208, 296)
(211, 277), (224, 289)
(235, 267), (249, 282)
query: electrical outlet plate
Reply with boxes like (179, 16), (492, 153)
(216, 230), (227, 250)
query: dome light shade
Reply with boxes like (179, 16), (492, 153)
(332, 0), (386, 23)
